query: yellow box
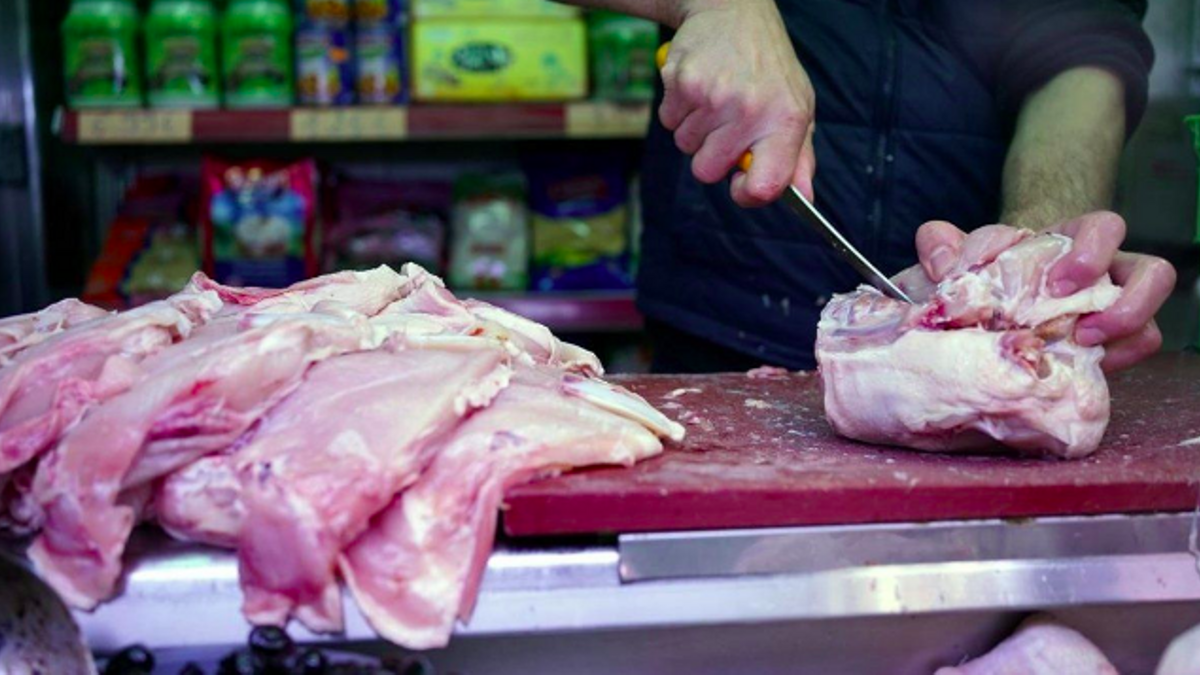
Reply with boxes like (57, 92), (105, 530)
(412, 0), (579, 18)
(412, 19), (588, 102)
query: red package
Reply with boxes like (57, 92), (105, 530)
(202, 157), (319, 287)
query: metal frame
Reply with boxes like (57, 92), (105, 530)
(0, 0), (46, 314)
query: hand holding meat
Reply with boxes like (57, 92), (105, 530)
(915, 211), (1175, 372)
(658, 0), (816, 206)
(817, 228), (1124, 458)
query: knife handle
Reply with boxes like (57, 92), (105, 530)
(657, 42), (756, 174)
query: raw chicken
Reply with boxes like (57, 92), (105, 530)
(0, 263), (682, 649)
(237, 345), (511, 632)
(188, 265), (409, 316)
(28, 311), (379, 609)
(0, 299), (109, 366)
(0, 291), (220, 478)
(816, 230), (1120, 458)
(1157, 623), (1200, 675)
(935, 615), (1117, 675)
(156, 275), (606, 551)
(339, 365), (683, 649)
(373, 264), (602, 374)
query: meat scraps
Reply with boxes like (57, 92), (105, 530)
(0, 264), (681, 649)
(816, 229), (1120, 458)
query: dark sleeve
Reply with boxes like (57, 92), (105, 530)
(995, 0), (1154, 138)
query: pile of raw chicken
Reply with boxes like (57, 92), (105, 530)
(0, 264), (683, 649)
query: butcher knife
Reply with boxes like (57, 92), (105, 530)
(655, 43), (914, 304)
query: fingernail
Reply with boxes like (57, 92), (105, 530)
(929, 246), (955, 280)
(1076, 327), (1105, 346)
(1051, 280), (1078, 298)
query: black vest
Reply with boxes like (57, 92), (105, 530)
(637, 0), (1151, 369)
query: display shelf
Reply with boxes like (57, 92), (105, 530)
(56, 102), (652, 145)
(468, 290), (642, 333)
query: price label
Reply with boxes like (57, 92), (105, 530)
(76, 111), (193, 144)
(290, 108), (408, 141)
(565, 102), (651, 138)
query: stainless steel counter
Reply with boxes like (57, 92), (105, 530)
(64, 512), (1200, 673)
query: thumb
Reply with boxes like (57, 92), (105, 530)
(915, 220), (966, 282)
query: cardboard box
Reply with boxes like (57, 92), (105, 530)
(412, 19), (587, 101)
(412, 0), (579, 18)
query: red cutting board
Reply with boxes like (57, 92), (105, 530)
(503, 353), (1200, 536)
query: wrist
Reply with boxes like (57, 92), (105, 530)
(673, 0), (766, 25)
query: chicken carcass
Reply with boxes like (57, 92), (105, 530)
(28, 310), (379, 609)
(816, 229), (1120, 458)
(236, 345), (511, 632)
(0, 299), (109, 366)
(339, 365), (683, 649)
(936, 615), (1117, 675)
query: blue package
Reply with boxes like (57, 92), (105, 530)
(356, 21), (407, 105)
(295, 21), (356, 106)
(526, 155), (634, 292)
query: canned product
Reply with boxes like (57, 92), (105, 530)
(354, 0), (405, 24)
(295, 22), (355, 105)
(294, 0), (352, 26)
(356, 22), (406, 105)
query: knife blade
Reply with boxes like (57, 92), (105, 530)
(778, 184), (914, 303)
(655, 41), (914, 304)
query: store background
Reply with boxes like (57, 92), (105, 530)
(0, 0), (1197, 373)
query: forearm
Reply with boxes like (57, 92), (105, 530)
(999, 67), (1126, 231)
(552, 0), (731, 28)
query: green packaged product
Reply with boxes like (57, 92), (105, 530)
(146, 0), (219, 108)
(62, 0), (143, 108)
(587, 10), (657, 101)
(222, 0), (294, 108)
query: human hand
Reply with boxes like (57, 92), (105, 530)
(658, 0), (816, 207)
(914, 212), (1176, 371)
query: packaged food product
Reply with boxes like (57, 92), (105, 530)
(145, 0), (219, 108)
(296, 21), (355, 106)
(411, 0), (577, 19)
(325, 177), (450, 273)
(448, 173), (529, 291)
(412, 19), (586, 102)
(84, 174), (199, 309)
(62, 0), (143, 108)
(294, 0), (353, 25)
(525, 154), (632, 291)
(222, 0), (294, 108)
(202, 157), (318, 287)
(587, 10), (657, 101)
(356, 21), (408, 104)
(355, 0), (406, 24)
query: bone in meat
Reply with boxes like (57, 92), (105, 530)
(816, 231), (1120, 458)
(28, 311), (377, 609)
(0, 291), (220, 479)
(339, 365), (680, 649)
(236, 345), (511, 632)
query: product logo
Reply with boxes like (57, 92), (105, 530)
(452, 43), (511, 73)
